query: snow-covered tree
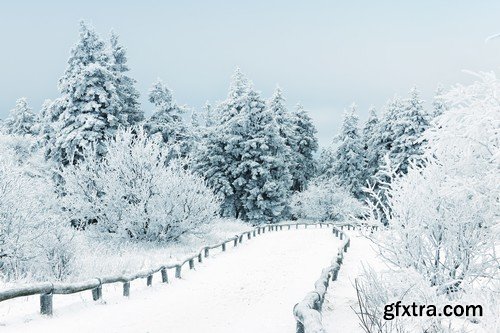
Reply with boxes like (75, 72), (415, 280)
(203, 101), (216, 127)
(0, 140), (75, 281)
(267, 87), (296, 187)
(3, 98), (37, 136)
(361, 107), (379, 182)
(109, 31), (143, 125)
(291, 103), (319, 191)
(389, 87), (431, 174)
(431, 84), (448, 118)
(196, 69), (292, 223)
(365, 72), (499, 292)
(144, 79), (191, 156)
(324, 104), (365, 198)
(48, 21), (127, 166)
(234, 89), (292, 222)
(62, 127), (221, 242)
(290, 178), (365, 222)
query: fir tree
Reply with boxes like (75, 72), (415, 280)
(325, 104), (365, 197)
(389, 87), (431, 174)
(49, 21), (126, 166)
(432, 84), (448, 118)
(196, 69), (292, 222)
(362, 106), (379, 182)
(109, 31), (143, 125)
(291, 103), (319, 191)
(234, 88), (292, 222)
(4, 98), (37, 136)
(144, 79), (191, 156)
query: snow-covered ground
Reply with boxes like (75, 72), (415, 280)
(0, 227), (340, 333)
(322, 230), (385, 333)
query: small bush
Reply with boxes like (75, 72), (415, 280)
(290, 178), (365, 221)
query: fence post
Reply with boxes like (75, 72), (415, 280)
(340, 232), (343, 240)
(332, 268), (339, 281)
(40, 293), (53, 316)
(296, 223), (299, 229)
(123, 282), (130, 296)
(239, 235), (243, 243)
(288, 225), (291, 230)
(234, 238), (238, 247)
(92, 285), (102, 301)
(253, 230), (256, 237)
(147, 275), (153, 286)
(204, 247), (209, 258)
(222, 242), (226, 251)
(175, 265), (182, 278)
(247, 232), (251, 240)
(161, 268), (169, 283)
(296, 321), (305, 333)
(198, 253), (203, 263)
(189, 259), (195, 269)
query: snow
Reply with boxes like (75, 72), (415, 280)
(0, 227), (340, 333)
(322, 230), (385, 333)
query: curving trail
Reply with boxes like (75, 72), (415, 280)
(0, 227), (339, 333)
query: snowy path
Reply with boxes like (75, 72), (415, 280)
(0, 227), (339, 333)
(322, 230), (384, 332)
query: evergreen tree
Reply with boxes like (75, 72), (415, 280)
(432, 84), (448, 118)
(144, 79), (191, 156)
(389, 87), (431, 174)
(234, 89), (292, 222)
(195, 69), (251, 218)
(291, 103), (319, 191)
(373, 96), (405, 180)
(362, 106), (379, 181)
(4, 98), (37, 136)
(325, 104), (365, 197)
(109, 31), (144, 125)
(196, 69), (292, 223)
(203, 101), (215, 127)
(49, 21), (126, 166)
(267, 87), (296, 187)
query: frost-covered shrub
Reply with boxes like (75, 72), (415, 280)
(355, 267), (496, 333)
(365, 71), (499, 291)
(62, 127), (221, 242)
(0, 141), (74, 281)
(290, 178), (365, 221)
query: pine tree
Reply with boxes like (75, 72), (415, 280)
(267, 87), (296, 187)
(49, 21), (126, 166)
(389, 87), (431, 174)
(144, 79), (191, 156)
(203, 101), (215, 127)
(362, 107), (379, 182)
(325, 104), (365, 197)
(109, 31), (143, 125)
(196, 69), (292, 222)
(291, 103), (319, 191)
(195, 69), (251, 218)
(232, 89), (292, 222)
(432, 84), (448, 118)
(4, 98), (37, 136)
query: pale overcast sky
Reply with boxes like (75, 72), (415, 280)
(1, 1), (500, 146)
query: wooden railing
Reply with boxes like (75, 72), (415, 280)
(293, 223), (372, 333)
(0, 221), (353, 318)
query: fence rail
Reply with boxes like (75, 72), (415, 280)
(0, 221), (374, 318)
(293, 223), (374, 333)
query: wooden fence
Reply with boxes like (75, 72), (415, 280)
(293, 224), (372, 333)
(0, 222), (370, 318)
